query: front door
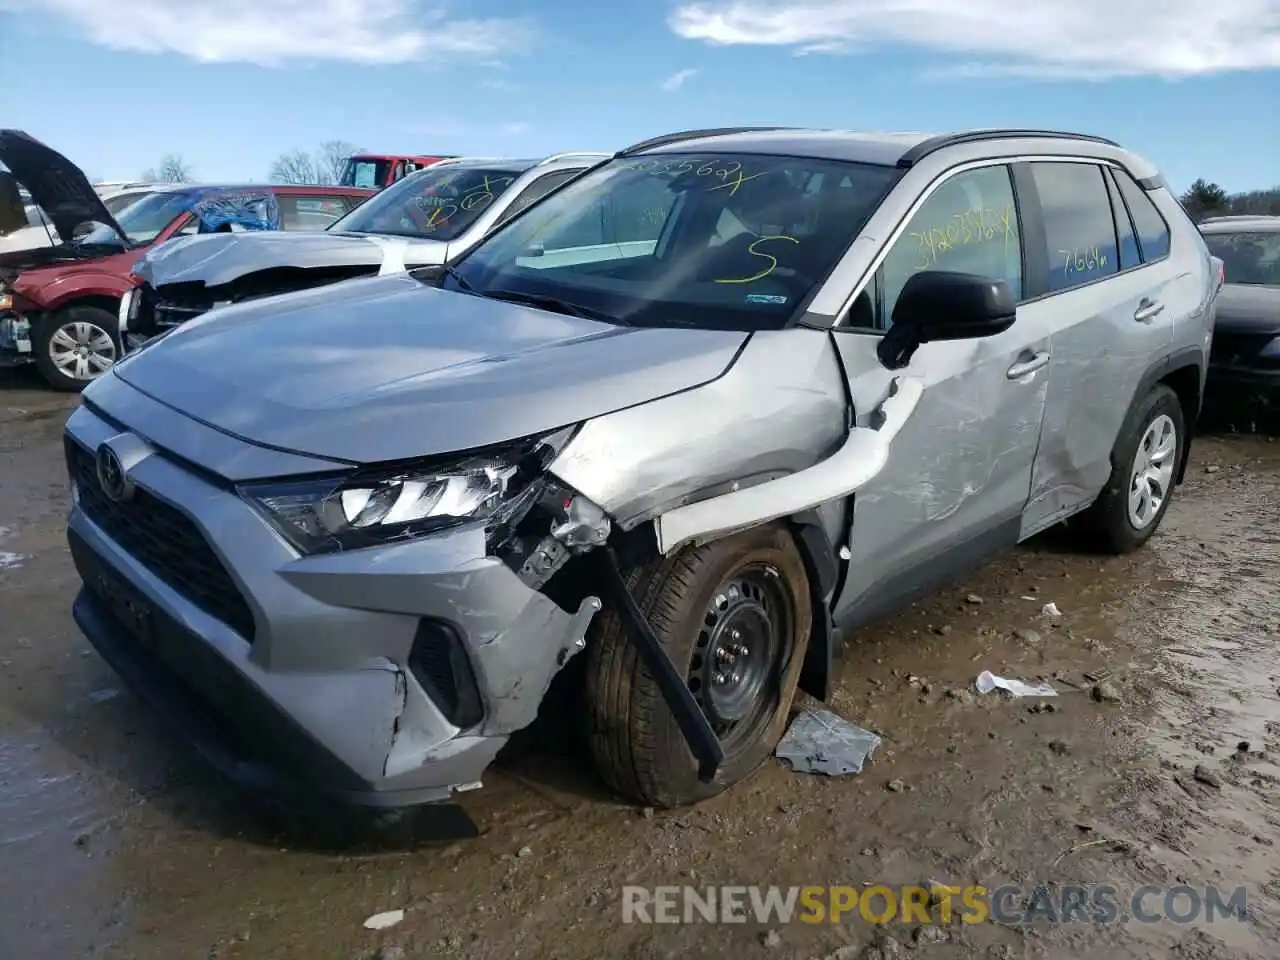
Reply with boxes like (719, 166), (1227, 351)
(829, 163), (1052, 626)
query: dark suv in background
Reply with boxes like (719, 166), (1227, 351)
(1199, 215), (1280, 427)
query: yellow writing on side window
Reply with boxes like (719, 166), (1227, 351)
(910, 205), (1016, 270)
(714, 235), (799, 284)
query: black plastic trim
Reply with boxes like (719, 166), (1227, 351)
(617, 127), (802, 157)
(897, 130), (1121, 169)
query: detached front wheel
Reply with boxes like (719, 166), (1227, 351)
(33, 305), (120, 392)
(585, 524), (812, 808)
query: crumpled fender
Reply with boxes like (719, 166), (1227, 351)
(654, 376), (925, 554)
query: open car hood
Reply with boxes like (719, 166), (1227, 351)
(0, 129), (127, 245)
(132, 231), (449, 290)
(109, 273), (748, 465)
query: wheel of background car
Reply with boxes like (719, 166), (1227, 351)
(32, 305), (120, 393)
(584, 523), (812, 807)
(1080, 383), (1185, 553)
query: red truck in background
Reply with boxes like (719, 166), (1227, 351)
(338, 154), (456, 190)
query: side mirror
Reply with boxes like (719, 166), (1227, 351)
(877, 270), (1016, 370)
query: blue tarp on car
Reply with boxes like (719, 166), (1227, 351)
(189, 190), (280, 232)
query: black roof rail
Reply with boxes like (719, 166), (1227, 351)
(616, 126), (803, 157)
(897, 129), (1123, 169)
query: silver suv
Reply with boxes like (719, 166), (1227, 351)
(121, 151), (611, 345)
(64, 127), (1216, 829)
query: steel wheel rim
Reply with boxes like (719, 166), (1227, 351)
(49, 320), (116, 381)
(1127, 413), (1177, 530)
(687, 564), (792, 754)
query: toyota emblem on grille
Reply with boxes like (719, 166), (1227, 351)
(96, 443), (134, 503)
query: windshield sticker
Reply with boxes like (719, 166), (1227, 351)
(911, 205), (1015, 270)
(745, 293), (788, 304)
(714, 235), (800, 284)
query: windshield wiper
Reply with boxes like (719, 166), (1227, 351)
(441, 264), (475, 292)
(483, 288), (624, 324)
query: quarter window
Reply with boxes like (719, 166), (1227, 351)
(1103, 169), (1141, 271)
(1030, 162), (1119, 293)
(873, 165), (1023, 328)
(1113, 169), (1171, 262)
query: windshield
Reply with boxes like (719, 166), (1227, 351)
(340, 158), (391, 189)
(78, 191), (194, 247)
(329, 165), (524, 241)
(1204, 231), (1280, 286)
(448, 153), (901, 330)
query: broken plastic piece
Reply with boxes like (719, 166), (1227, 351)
(775, 708), (882, 776)
(974, 670), (1058, 698)
(1041, 602), (1062, 617)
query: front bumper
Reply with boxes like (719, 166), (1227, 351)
(64, 396), (600, 814)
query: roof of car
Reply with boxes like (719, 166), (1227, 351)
(427, 152), (612, 174)
(621, 127), (1156, 178)
(144, 182), (374, 196)
(1198, 215), (1280, 234)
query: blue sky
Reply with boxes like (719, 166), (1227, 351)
(0, 0), (1277, 194)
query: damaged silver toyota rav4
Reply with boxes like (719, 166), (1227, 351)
(65, 127), (1216, 830)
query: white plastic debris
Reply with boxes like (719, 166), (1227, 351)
(974, 670), (1058, 698)
(363, 910), (405, 931)
(0, 551), (27, 570)
(1041, 602), (1062, 618)
(776, 708), (882, 776)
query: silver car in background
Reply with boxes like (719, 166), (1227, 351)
(65, 127), (1216, 832)
(121, 152), (610, 346)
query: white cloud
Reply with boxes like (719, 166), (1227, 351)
(661, 67), (700, 91)
(6, 0), (536, 66)
(498, 121), (530, 136)
(667, 0), (1280, 78)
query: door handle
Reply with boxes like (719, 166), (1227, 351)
(1134, 299), (1165, 323)
(1007, 351), (1050, 380)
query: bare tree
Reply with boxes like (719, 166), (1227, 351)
(140, 154), (193, 183)
(317, 140), (364, 185)
(269, 149), (319, 184)
(269, 141), (365, 184)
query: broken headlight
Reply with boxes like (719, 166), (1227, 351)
(239, 428), (576, 555)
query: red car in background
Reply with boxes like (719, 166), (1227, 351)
(0, 129), (374, 391)
(338, 153), (455, 190)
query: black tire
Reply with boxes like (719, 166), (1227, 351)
(32, 305), (121, 392)
(1083, 383), (1185, 554)
(585, 524), (812, 808)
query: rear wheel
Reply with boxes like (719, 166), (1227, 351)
(32, 305), (120, 392)
(1082, 383), (1185, 553)
(585, 524), (811, 808)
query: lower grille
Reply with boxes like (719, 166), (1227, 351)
(409, 620), (483, 729)
(154, 301), (209, 331)
(67, 440), (257, 642)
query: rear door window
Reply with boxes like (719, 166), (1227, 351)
(1113, 169), (1171, 262)
(279, 195), (350, 230)
(1029, 162), (1120, 293)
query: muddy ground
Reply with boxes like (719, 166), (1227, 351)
(2, 365), (1278, 960)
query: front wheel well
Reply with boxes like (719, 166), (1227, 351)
(49, 294), (122, 319)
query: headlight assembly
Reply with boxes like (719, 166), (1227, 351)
(238, 428), (575, 555)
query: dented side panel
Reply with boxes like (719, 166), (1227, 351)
(829, 312), (1053, 618)
(549, 328), (849, 530)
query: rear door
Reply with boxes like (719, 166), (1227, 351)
(830, 162), (1052, 624)
(1018, 161), (1177, 537)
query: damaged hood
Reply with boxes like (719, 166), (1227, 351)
(133, 230), (448, 289)
(109, 273), (748, 465)
(1215, 284), (1280, 336)
(0, 129), (127, 245)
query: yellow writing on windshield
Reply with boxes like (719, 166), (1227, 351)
(714, 235), (800, 284)
(911, 205), (1016, 270)
(618, 157), (768, 196)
